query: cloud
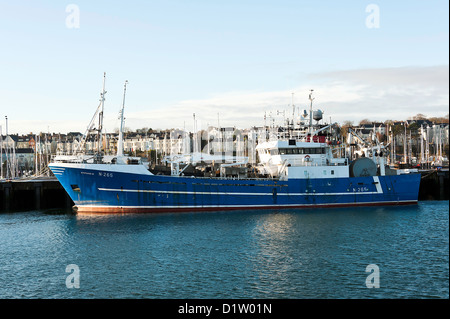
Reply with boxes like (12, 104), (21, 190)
(11, 65), (445, 134)
(123, 65), (448, 130)
(308, 65), (449, 122)
(123, 90), (291, 131)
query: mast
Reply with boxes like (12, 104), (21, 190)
(193, 113), (197, 154)
(117, 80), (128, 157)
(98, 72), (107, 155)
(291, 92), (295, 131)
(404, 121), (407, 164)
(35, 134), (38, 176)
(420, 125), (424, 165)
(75, 73), (107, 156)
(308, 89), (314, 142)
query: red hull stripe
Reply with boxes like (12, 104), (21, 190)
(74, 201), (418, 214)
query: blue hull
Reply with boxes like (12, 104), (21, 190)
(49, 163), (421, 213)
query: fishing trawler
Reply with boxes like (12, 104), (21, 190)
(49, 75), (421, 213)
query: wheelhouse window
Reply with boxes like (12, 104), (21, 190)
(276, 147), (327, 155)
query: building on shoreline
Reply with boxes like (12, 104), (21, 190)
(1, 119), (449, 178)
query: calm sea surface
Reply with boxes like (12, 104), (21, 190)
(0, 201), (448, 299)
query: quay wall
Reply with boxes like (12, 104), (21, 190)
(419, 169), (449, 201)
(0, 177), (73, 212)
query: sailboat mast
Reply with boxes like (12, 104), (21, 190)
(291, 92), (295, 131)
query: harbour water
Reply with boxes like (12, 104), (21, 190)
(0, 201), (448, 299)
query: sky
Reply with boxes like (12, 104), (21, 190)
(0, 0), (448, 135)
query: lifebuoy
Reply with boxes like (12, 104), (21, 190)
(304, 155), (312, 162)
